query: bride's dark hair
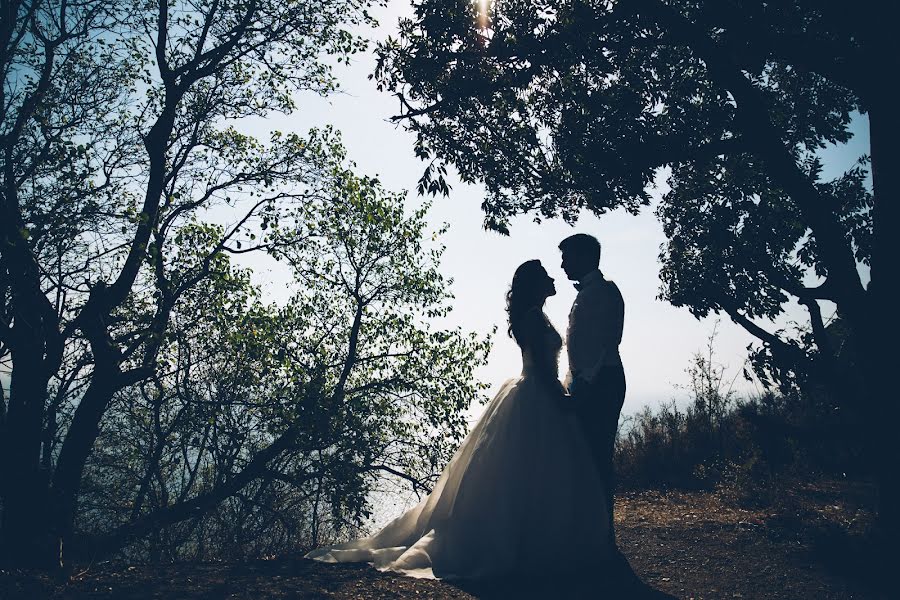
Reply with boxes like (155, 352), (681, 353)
(506, 260), (547, 342)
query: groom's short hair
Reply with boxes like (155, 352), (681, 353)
(559, 234), (601, 264)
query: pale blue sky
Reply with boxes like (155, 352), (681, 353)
(234, 1), (871, 417)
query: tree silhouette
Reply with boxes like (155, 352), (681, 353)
(1, 0), (378, 567)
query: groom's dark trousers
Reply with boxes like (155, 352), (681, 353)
(572, 363), (626, 547)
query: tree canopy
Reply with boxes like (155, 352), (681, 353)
(374, 0), (884, 394)
(78, 167), (490, 560)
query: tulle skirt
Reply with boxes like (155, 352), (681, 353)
(305, 375), (611, 579)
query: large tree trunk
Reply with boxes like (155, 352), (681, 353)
(0, 358), (58, 568)
(0, 191), (63, 568)
(841, 2), (900, 562)
(50, 371), (120, 552)
(863, 84), (899, 561)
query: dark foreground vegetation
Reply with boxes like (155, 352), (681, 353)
(0, 479), (882, 599)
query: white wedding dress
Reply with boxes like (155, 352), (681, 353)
(306, 319), (610, 579)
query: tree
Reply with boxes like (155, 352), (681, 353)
(74, 174), (490, 560)
(375, 0), (897, 546)
(1, 0), (378, 566)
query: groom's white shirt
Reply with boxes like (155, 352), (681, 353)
(565, 269), (624, 387)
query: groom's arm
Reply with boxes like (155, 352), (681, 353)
(599, 282), (624, 359)
(570, 282), (624, 386)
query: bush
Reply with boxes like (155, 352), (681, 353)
(614, 326), (866, 502)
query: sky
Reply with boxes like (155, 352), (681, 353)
(233, 1), (872, 420)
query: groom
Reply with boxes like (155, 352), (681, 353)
(559, 234), (630, 560)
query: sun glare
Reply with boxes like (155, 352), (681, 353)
(477, 0), (490, 29)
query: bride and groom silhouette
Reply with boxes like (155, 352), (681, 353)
(307, 233), (639, 589)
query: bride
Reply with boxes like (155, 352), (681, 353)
(306, 260), (611, 579)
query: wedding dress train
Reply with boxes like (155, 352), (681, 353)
(306, 325), (610, 579)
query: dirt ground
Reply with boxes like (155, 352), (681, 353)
(0, 479), (890, 599)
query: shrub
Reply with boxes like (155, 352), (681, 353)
(615, 326), (866, 500)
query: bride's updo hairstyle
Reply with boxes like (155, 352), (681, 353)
(506, 259), (547, 343)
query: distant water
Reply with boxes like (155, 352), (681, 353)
(363, 482), (421, 533)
